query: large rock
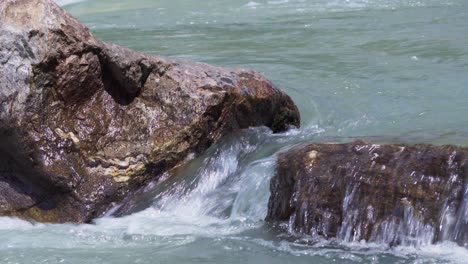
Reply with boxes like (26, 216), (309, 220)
(266, 141), (468, 246)
(0, 0), (299, 222)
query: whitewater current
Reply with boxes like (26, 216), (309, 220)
(2, 0), (468, 263)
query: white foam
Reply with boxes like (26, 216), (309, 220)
(0, 217), (42, 230)
(268, 0), (291, 4)
(244, 1), (261, 8)
(54, 0), (86, 6)
(396, 241), (468, 264)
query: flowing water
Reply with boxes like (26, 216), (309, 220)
(2, 0), (468, 263)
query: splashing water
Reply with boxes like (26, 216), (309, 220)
(442, 183), (468, 246)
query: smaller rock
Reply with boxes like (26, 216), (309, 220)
(266, 141), (468, 246)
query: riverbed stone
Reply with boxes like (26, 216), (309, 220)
(0, 0), (300, 223)
(266, 141), (468, 246)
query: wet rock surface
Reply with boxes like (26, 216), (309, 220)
(266, 141), (468, 246)
(0, 0), (299, 222)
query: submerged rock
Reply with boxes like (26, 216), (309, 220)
(266, 141), (468, 246)
(0, 0), (299, 222)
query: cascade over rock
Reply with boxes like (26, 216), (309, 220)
(266, 141), (468, 247)
(0, 0), (300, 223)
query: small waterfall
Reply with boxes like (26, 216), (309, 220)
(374, 204), (435, 247)
(148, 133), (260, 221)
(230, 158), (276, 221)
(95, 128), (286, 237)
(337, 183), (437, 247)
(442, 184), (468, 246)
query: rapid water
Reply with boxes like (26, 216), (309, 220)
(2, 0), (468, 263)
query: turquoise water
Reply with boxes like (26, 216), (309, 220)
(1, 0), (468, 263)
(65, 0), (468, 145)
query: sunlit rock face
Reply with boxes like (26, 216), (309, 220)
(266, 141), (468, 247)
(0, 0), (299, 223)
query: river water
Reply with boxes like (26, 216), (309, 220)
(1, 0), (468, 263)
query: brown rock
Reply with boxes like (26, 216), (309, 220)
(0, 0), (300, 222)
(266, 141), (468, 246)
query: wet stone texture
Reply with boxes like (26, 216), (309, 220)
(0, 0), (299, 223)
(266, 141), (468, 246)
